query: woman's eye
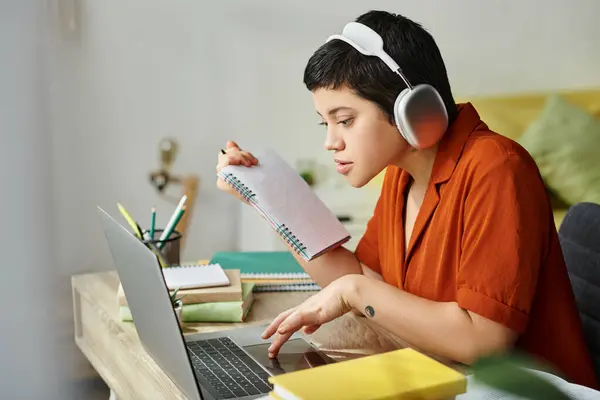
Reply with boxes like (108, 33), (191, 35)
(318, 121), (328, 127)
(338, 118), (353, 126)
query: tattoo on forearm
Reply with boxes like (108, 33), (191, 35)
(365, 305), (375, 318)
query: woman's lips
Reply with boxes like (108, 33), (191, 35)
(336, 162), (353, 175)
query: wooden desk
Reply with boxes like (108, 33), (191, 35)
(72, 271), (435, 399)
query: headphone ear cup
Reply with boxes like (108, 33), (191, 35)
(393, 88), (416, 146)
(394, 85), (449, 149)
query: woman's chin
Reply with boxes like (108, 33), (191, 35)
(343, 170), (371, 188)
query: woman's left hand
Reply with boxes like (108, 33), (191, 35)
(261, 274), (358, 358)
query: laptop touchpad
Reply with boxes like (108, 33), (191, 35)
(243, 338), (328, 376)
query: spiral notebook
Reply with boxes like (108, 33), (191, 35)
(160, 263), (230, 290)
(210, 251), (321, 292)
(218, 149), (351, 261)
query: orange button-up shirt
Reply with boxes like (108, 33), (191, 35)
(355, 103), (598, 389)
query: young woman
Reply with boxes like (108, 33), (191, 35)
(216, 10), (598, 389)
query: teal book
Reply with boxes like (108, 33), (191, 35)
(210, 251), (310, 279)
(120, 283), (255, 323)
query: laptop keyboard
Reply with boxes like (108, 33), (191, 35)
(187, 337), (272, 399)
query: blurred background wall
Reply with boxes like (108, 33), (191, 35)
(0, 1), (67, 398)
(45, 0), (600, 276)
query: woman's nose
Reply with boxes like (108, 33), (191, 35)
(323, 128), (344, 151)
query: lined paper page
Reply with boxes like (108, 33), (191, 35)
(220, 148), (350, 260)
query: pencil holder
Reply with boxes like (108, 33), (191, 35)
(143, 229), (181, 266)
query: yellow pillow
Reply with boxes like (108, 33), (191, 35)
(517, 94), (600, 206)
(468, 101), (541, 140)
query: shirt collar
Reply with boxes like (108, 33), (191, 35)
(430, 102), (484, 184)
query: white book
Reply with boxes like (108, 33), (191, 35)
(218, 148), (351, 261)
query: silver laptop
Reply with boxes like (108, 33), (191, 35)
(97, 206), (333, 400)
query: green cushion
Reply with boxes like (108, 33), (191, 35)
(518, 94), (600, 207)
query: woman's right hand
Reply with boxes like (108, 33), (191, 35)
(216, 140), (259, 203)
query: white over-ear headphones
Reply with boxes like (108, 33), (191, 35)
(327, 22), (449, 149)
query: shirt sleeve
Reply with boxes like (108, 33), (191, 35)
(456, 154), (550, 334)
(354, 194), (384, 274)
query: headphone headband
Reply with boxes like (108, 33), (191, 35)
(326, 22), (413, 90)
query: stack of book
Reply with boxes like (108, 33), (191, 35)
(118, 265), (255, 323)
(210, 251), (320, 292)
(118, 251), (321, 323)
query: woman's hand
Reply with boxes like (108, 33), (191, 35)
(261, 275), (359, 358)
(216, 140), (259, 203)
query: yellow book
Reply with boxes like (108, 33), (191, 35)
(268, 348), (466, 400)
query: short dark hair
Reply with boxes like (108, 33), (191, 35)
(303, 10), (458, 125)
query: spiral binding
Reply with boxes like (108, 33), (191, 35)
(168, 263), (211, 269)
(220, 171), (310, 260)
(221, 173), (255, 203)
(276, 224), (308, 258)
(253, 283), (320, 292)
